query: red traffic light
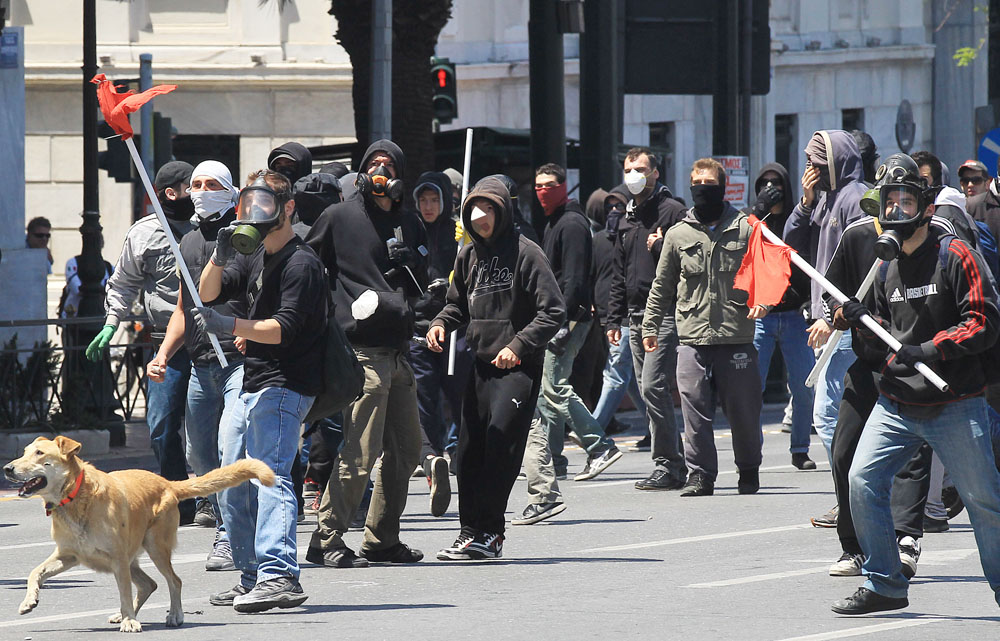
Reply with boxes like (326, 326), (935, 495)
(437, 69), (448, 88)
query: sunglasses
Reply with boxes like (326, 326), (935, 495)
(31, 232), (51, 239)
(960, 176), (985, 186)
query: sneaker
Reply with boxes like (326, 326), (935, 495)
(437, 527), (478, 560)
(943, 485), (965, 520)
(232, 577), (308, 613)
(305, 493), (321, 515)
(205, 531), (235, 571)
(831, 587), (908, 615)
(427, 456), (451, 517)
(209, 583), (250, 606)
(605, 417), (629, 435)
(634, 469), (685, 491)
(359, 542), (424, 564)
(737, 468), (760, 495)
(679, 472), (714, 497)
(302, 478), (320, 502)
(829, 551), (863, 576)
(193, 499), (217, 528)
(511, 502), (566, 525)
(898, 536), (920, 579)
(791, 453), (817, 470)
(630, 435), (651, 452)
(304, 545), (369, 568)
(574, 446), (623, 481)
(465, 531), (503, 559)
(412, 463), (426, 478)
(923, 513), (949, 533)
(811, 505), (839, 528)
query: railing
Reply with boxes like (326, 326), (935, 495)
(0, 316), (152, 433)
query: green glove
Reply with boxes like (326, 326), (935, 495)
(85, 324), (116, 362)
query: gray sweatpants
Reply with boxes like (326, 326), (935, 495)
(675, 343), (763, 481)
(521, 415), (563, 505)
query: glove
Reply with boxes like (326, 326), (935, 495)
(85, 324), (116, 362)
(841, 298), (870, 329)
(548, 325), (572, 356)
(885, 344), (924, 378)
(455, 219), (470, 244)
(426, 278), (449, 299)
(752, 184), (783, 216)
(210, 223), (239, 266)
(192, 306), (236, 337)
(386, 238), (416, 268)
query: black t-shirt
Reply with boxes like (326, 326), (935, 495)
(211, 237), (328, 396)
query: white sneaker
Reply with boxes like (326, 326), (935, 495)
(829, 551), (864, 576)
(898, 535), (921, 579)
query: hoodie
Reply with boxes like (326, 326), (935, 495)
(783, 130), (868, 320)
(267, 142), (313, 184)
(305, 139), (429, 348)
(969, 179), (1000, 244)
(412, 171), (458, 333)
(752, 162), (809, 314)
(430, 177), (566, 370)
(542, 198), (594, 322)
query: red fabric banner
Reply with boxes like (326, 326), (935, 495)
(91, 74), (177, 140)
(733, 214), (793, 308)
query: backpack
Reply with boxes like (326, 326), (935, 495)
(303, 275), (364, 424)
(972, 219), (1000, 281)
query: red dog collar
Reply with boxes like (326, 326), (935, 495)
(45, 469), (85, 516)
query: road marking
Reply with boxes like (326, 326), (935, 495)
(686, 565), (830, 587)
(773, 618), (943, 641)
(573, 461), (829, 490)
(576, 523), (811, 553)
(0, 601), (168, 628)
(0, 541), (57, 551)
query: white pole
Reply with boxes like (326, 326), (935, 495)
(805, 257), (881, 388)
(756, 221), (948, 392)
(448, 127), (474, 376)
(124, 137), (229, 368)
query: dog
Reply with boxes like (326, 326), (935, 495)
(4, 435), (275, 633)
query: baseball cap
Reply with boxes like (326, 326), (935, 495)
(958, 159), (989, 176)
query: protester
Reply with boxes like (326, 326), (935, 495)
(267, 142), (313, 184)
(912, 150), (979, 242)
(606, 147), (687, 490)
(958, 159), (991, 199)
(967, 157), (1000, 246)
(832, 157), (1000, 615)
(444, 168), (464, 216)
(428, 177), (565, 559)
(25, 216), (53, 275)
(58, 254), (112, 319)
(87, 160), (196, 523)
(305, 139), (428, 569)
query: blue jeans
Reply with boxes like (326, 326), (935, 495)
(813, 329), (856, 463)
(186, 360), (244, 536)
(146, 347), (191, 487)
(219, 387), (314, 587)
(592, 325), (647, 428)
(754, 312), (815, 454)
(850, 396), (1000, 604)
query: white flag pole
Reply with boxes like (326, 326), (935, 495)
(756, 222), (948, 392)
(448, 127), (474, 376)
(124, 137), (229, 368)
(805, 257), (881, 388)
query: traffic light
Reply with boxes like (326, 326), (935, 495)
(430, 57), (457, 124)
(97, 121), (132, 183)
(153, 111), (173, 173)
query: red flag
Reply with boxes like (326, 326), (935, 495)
(733, 214), (793, 308)
(91, 74), (177, 140)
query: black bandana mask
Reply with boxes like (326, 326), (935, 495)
(162, 195), (195, 221)
(690, 184), (726, 224)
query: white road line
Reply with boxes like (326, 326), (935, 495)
(576, 523), (811, 553)
(573, 461), (829, 490)
(685, 565), (830, 588)
(0, 601), (168, 628)
(0, 541), (57, 551)
(773, 618), (943, 641)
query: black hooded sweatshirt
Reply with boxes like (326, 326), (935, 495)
(752, 162), (809, 314)
(306, 139), (429, 348)
(267, 142), (313, 184)
(542, 198), (594, 323)
(592, 185), (630, 325)
(607, 183), (686, 329)
(430, 177), (566, 371)
(412, 171), (458, 334)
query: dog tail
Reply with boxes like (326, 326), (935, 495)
(170, 458), (276, 501)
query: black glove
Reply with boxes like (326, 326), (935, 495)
(841, 298), (870, 329)
(752, 184), (783, 216)
(548, 325), (572, 356)
(427, 278), (448, 296)
(386, 238), (416, 268)
(885, 344), (924, 378)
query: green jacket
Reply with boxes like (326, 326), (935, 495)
(642, 204), (755, 345)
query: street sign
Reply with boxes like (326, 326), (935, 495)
(714, 155), (750, 209)
(978, 126), (1000, 177)
(895, 100), (915, 153)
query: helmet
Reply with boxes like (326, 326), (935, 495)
(484, 174), (519, 202)
(874, 154), (929, 228)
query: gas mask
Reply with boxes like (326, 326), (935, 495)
(356, 164), (404, 201)
(874, 186), (929, 261)
(231, 175), (288, 255)
(624, 169), (648, 195)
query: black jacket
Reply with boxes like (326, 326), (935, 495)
(542, 199), (593, 322)
(592, 186), (630, 325)
(969, 184), (1000, 247)
(305, 139), (429, 348)
(412, 171), (458, 334)
(607, 183), (686, 328)
(752, 162), (809, 314)
(178, 210), (246, 367)
(431, 177), (565, 370)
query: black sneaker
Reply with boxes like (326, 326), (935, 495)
(437, 527), (477, 560)
(427, 456), (451, 517)
(605, 417), (629, 435)
(831, 587), (908, 615)
(738, 468), (760, 495)
(465, 531), (503, 559)
(630, 435), (651, 452)
(205, 530), (235, 571)
(634, 469), (685, 491)
(943, 485), (965, 520)
(511, 502), (566, 525)
(811, 505), (839, 528)
(791, 453), (817, 470)
(679, 472), (714, 497)
(305, 545), (369, 568)
(232, 577), (308, 613)
(194, 498), (217, 528)
(898, 535), (920, 579)
(574, 446), (623, 481)
(359, 542), (424, 564)
(923, 514), (949, 533)
(209, 583), (250, 606)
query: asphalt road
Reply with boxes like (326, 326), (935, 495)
(1, 407), (998, 640)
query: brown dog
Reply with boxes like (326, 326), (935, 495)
(3, 435), (275, 633)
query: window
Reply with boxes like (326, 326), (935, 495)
(648, 121), (674, 186)
(842, 108), (865, 133)
(774, 114), (797, 181)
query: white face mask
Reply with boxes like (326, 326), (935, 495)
(625, 169), (648, 195)
(191, 189), (235, 218)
